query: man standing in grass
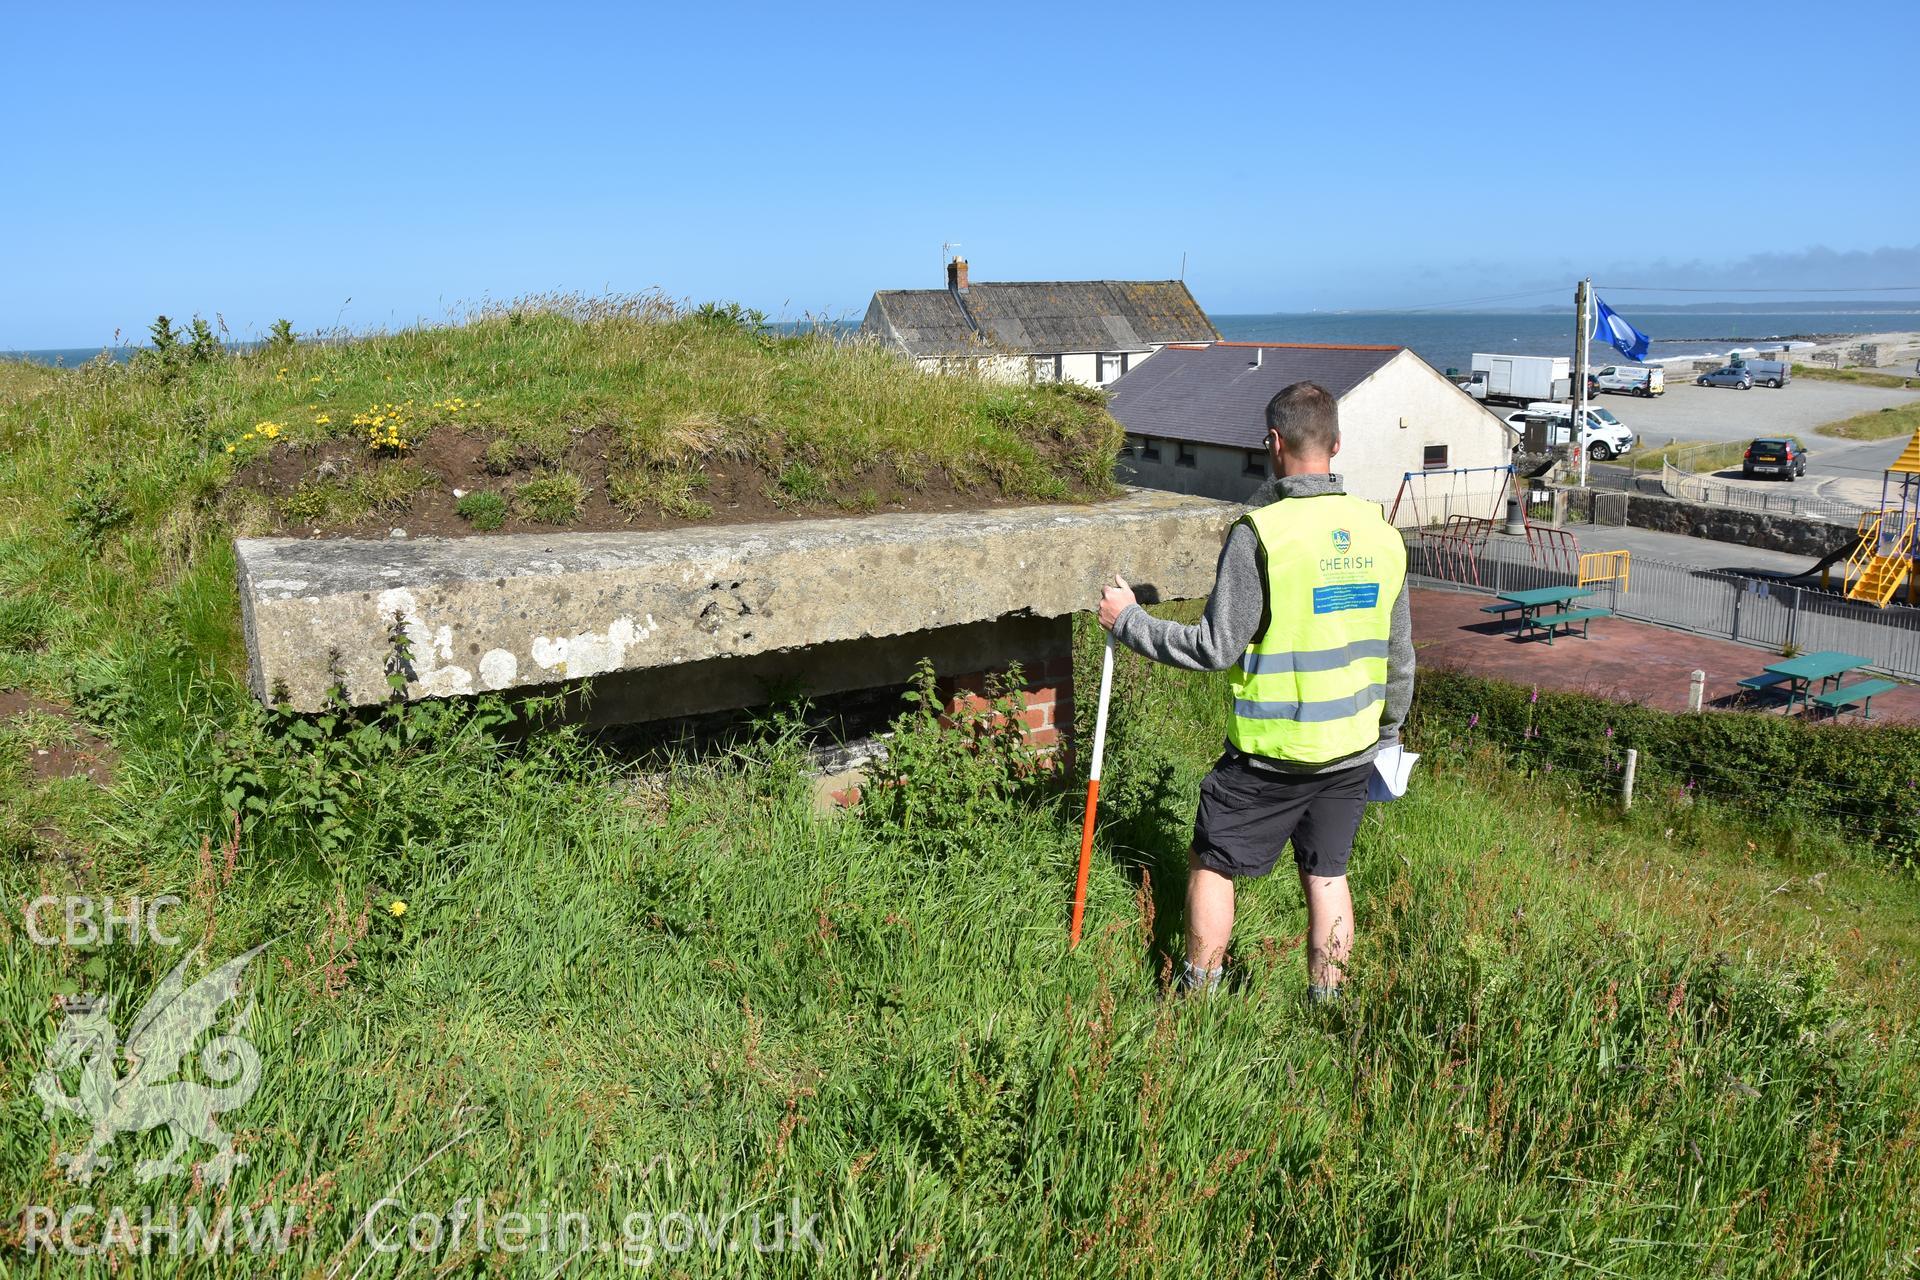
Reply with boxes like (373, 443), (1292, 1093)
(1097, 382), (1413, 1001)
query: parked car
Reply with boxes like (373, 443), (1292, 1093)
(1591, 364), (1665, 397)
(1743, 437), (1809, 480)
(1697, 366), (1753, 389)
(1732, 357), (1791, 388)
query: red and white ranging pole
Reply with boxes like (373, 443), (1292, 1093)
(1069, 631), (1115, 948)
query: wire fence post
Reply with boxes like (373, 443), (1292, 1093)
(1688, 669), (1706, 713)
(1621, 748), (1638, 811)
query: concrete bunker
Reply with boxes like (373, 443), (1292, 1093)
(236, 488), (1240, 780)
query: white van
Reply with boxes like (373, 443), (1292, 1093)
(1590, 364), (1664, 397)
(1520, 403), (1639, 460)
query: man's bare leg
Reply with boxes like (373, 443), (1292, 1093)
(1184, 854), (1235, 990)
(1299, 870), (1353, 996)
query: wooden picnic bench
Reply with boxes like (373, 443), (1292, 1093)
(1736, 672), (1794, 695)
(1490, 586), (1600, 644)
(1521, 606), (1610, 645)
(1760, 651), (1873, 713)
(1807, 678), (1900, 720)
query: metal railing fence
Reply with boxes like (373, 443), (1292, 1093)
(1659, 460), (1872, 526)
(1406, 532), (1920, 681)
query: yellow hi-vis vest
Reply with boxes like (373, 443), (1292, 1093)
(1226, 493), (1406, 765)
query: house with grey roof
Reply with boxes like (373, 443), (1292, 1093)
(859, 257), (1219, 387)
(1107, 341), (1515, 522)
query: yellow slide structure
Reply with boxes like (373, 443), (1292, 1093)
(1846, 430), (1920, 607)
(1846, 517), (1912, 606)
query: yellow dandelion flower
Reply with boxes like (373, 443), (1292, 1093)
(389, 900), (406, 917)
(225, 444), (236, 453)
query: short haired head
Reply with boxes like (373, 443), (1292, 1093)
(1264, 381), (1340, 458)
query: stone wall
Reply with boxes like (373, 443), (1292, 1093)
(1555, 487), (1855, 558)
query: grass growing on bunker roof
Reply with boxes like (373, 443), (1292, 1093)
(0, 293), (1123, 539)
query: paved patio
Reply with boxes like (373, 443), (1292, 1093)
(1410, 587), (1920, 724)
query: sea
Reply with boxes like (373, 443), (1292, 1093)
(6, 309), (1916, 375)
(1210, 310), (1920, 376)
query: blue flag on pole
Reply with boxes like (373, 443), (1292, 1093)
(1591, 295), (1651, 362)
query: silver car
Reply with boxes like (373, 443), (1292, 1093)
(1697, 366), (1753, 390)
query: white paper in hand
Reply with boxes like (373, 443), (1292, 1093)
(1367, 744), (1418, 802)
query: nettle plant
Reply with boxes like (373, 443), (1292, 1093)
(862, 658), (1049, 854)
(215, 624), (563, 875)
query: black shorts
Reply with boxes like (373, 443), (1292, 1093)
(1191, 752), (1371, 879)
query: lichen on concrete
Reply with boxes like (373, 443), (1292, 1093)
(237, 488), (1239, 711)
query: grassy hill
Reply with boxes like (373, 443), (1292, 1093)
(1, 307), (1918, 1275)
(2, 296), (1120, 544)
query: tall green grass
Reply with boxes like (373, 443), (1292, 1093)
(4, 639), (1916, 1275)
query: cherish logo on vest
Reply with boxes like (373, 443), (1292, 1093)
(1331, 528), (1350, 553)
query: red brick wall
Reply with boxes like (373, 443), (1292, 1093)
(934, 648), (1075, 761)
(824, 617), (1077, 810)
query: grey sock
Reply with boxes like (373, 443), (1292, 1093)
(1307, 983), (1341, 1004)
(1182, 961), (1223, 994)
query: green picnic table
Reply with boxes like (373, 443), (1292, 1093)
(1480, 586), (1603, 644)
(1759, 650), (1870, 712)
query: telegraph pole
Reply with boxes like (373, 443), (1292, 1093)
(1574, 277), (1591, 489)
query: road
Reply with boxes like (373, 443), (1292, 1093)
(1573, 524), (1827, 577)
(1580, 376), (1920, 510)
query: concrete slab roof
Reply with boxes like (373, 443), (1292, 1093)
(237, 489), (1240, 710)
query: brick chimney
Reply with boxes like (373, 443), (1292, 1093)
(946, 256), (969, 293)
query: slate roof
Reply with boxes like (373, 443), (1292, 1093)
(860, 280), (1218, 358)
(1105, 342), (1407, 449)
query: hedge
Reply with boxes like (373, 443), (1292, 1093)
(1407, 668), (1920, 867)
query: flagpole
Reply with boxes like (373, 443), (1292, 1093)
(1575, 277), (1591, 490)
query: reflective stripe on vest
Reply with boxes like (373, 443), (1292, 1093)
(1226, 493), (1405, 765)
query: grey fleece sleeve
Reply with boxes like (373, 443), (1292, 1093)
(1377, 587), (1414, 743)
(1109, 522), (1264, 672)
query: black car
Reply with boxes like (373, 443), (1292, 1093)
(1743, 437), (1808, 480)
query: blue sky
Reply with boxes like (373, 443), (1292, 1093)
(5, 1), (1916, 348)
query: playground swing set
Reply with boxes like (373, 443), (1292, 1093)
(1388, 462), (1627, 589)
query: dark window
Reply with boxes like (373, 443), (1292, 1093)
(1422, 444), (1449, 470)
(1176, 442), (1198, 469)
(1119, 436), (1138, 458)
(1244, 450), (1266, 476)
(1140, 437), (1161, 461)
